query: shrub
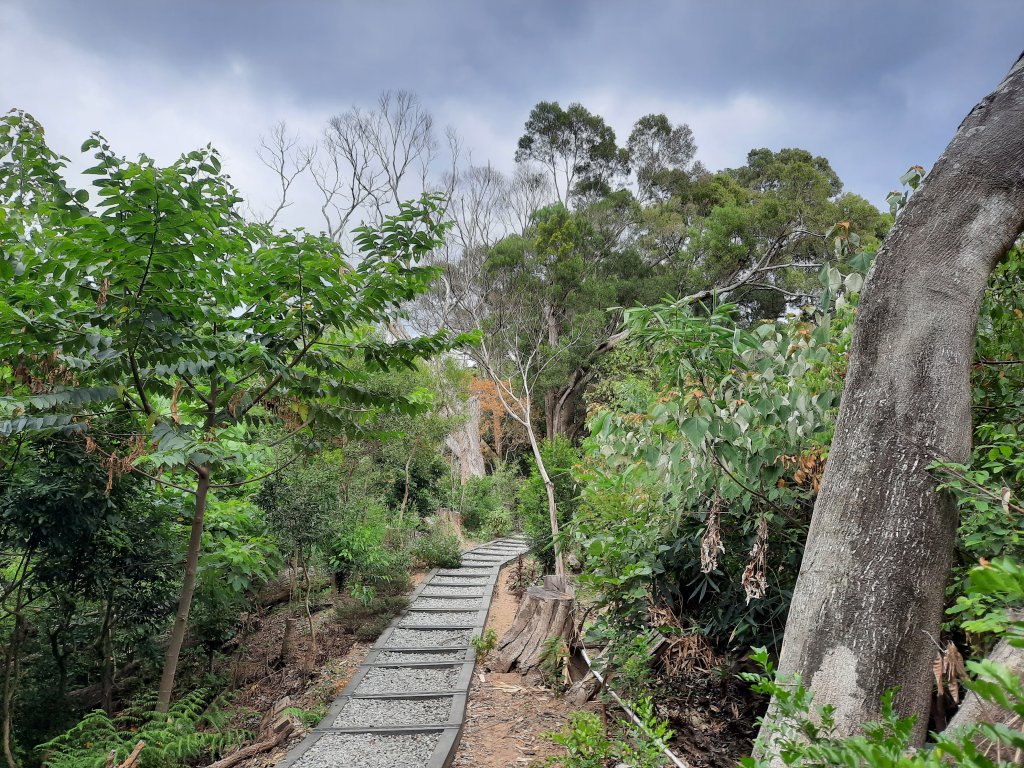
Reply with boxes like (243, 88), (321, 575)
(457, 466), (521, 535)
(354, 616), (395, 642)
(543, 701), (672, 768)
(471, 628), (498, 662)
(412, 527), (462, 569)
(329, 523), (412, 594)
(336, 595), (408, 637)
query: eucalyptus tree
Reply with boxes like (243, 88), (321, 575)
(627, 113), (700, 203)
(758, 51), (1024, 752)
(0, 111), (458, 711)
(515, 101), (628, 205)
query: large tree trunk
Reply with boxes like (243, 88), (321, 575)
(759, 52), (1024, 751)
(444, 395), (486, 483)
(552, 374), (590, 441)
(156, 466), (211, 713)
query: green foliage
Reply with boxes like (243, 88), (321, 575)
(471, 628), (498, 662)
(349, 583), (376, 607)
(328, 522), (410, 593)
(934, 246), (1024, 642)
(457, 467), (521, 536)
(593, 629), (656, 702)
(743, 558), (1024, 766)
(411, 527), (462, 569)
(543, 696), (674, 768)
(575, 297), (860, 649)
(539, 635), (570, 691)
(0, 112), (460, 462)
(335, 594), (407, 639)
(285, 705), (328, 730)
(515, 101), (627, 201)
(38, 691), (246, 768)
(544, 711), (613, 768)
(192, 498), (282, 651)
(519, 437), (580, 572)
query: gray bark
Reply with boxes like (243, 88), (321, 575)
(759, 52), (1024, 750)
(444, 394), (485, 483)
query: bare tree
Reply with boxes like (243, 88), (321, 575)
(467, 283), (579, 579)
(255, 122), (315, 226)
(259, 90), (456, 248)
(500, 164), (555, 235)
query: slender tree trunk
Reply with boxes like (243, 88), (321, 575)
(156, 465), (211, 713)
(98, 599), (115, 714)
(398, 439), (417, 526)
(544, 390), (556, 442)
(759, 52), (1024, 751)
(524, 411), (565, 578)
(301, 546), (317, 671)
(3, 610), (27, 768)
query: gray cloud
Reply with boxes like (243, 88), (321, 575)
(2, 0), (1022, 229)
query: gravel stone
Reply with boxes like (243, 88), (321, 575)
(421, 586), (486, 597)
(411, 597), (482, 610)
(355, 666), (460, 694)
(375, 649), (467, 663)
(383, 628), (473, 648)
(431, 575), (488, 584)
(332, 696), (453, 727)
(436, 568), (490, 576)
(399, 611), (478, 627)
(292, 732), (440, 768)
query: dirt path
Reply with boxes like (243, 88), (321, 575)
(452, 561), (598, 768)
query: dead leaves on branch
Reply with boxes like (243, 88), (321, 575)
(779, 449), (827, 493)
(700, 495), (724, 574)
(741, 517), (769, 604)
(933, 641), (966, 704)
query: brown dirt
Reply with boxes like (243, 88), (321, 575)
(210, 568), (429, 768)
(452, 561), (598, 768)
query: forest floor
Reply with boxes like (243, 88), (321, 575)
(452, 562), (600, 768)
(203, 552), (759, 768)
(210, 569), (429, 768)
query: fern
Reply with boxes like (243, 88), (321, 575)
(38, 690), (250, 768)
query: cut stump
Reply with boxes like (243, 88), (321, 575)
(491, 583), (575, 678)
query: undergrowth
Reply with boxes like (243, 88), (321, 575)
(38, 690), (248, 768)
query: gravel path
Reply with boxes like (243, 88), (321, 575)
(411, 597), (483, 610)
(384, 628), (474, 648)
(421, 586), (486, 597)
(355, 666), (460, 694)
(279, 536), (531, 768)
(399, 611), (479, 627)
(291, 732), (440, 768)
(375, 649), (467, 663)
(431, 575), (489, 584)
(332, 697), (453, 727)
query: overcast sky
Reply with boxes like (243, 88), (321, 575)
(2, 1), (1022, 232)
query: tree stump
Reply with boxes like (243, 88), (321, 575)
(491, 583), (575, 678)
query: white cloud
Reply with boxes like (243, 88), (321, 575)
(0, 5), (331, 230)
